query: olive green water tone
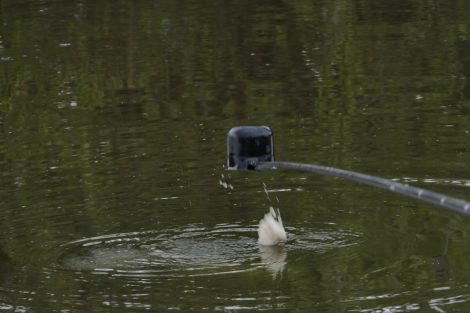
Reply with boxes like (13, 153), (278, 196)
(1, 0), (470, 312)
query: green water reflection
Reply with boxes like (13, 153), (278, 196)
(1, 0), (470, 311)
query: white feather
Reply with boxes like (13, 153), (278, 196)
(258, 207), (287, 246)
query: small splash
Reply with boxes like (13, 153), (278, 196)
(262, 182), (271, 202)
(219, 173), (234, 190)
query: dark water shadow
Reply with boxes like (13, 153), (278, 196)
(0, 245), (14, 285)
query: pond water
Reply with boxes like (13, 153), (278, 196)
(1, 0), (470, 312)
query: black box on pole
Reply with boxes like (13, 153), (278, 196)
(227, 126), (274, 170)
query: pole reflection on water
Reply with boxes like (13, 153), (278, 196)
(0, 246), (13, 285)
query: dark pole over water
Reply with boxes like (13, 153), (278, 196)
(227, 126), (470, 217)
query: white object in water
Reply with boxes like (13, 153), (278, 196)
(258, 207), (287, 246)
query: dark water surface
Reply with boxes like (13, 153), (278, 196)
(1, 0), (470, 312)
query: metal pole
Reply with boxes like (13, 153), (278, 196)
(257, 161), (470, 217)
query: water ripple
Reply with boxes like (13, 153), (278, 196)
(58, 224), (261, 277)
(57, 222), (360, 279)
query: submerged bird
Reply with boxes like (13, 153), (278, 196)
(258, 207), (287, 246)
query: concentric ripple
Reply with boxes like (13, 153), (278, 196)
(58, 223), (261, 277)
(57, 222), (361, 278)
(287, 223), (361, 252)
